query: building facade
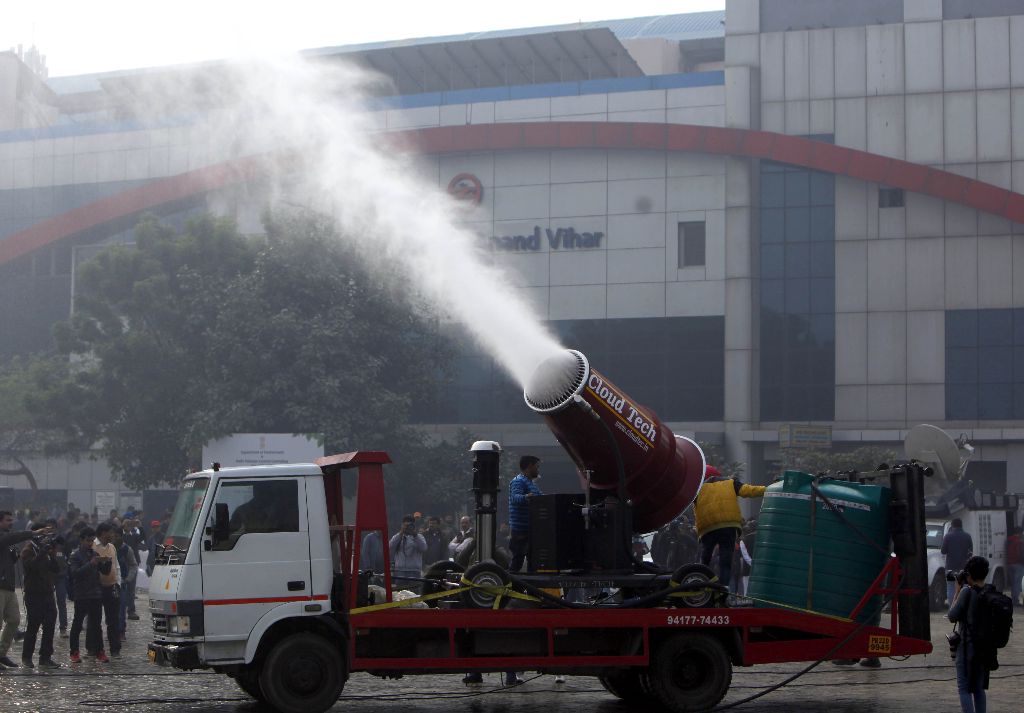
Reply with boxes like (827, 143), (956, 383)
(2, 0), (1024, 503)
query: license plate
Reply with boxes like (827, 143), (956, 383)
(148, 649), (156, 663)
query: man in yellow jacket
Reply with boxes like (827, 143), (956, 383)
(694, 465), (766, 592)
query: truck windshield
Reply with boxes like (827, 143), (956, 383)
(926, 524), (944, 549)
(164, 477), (210, 551)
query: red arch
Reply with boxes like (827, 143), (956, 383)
(2, 122), (1022, 266)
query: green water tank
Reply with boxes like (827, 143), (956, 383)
(746, 470), (891, 622)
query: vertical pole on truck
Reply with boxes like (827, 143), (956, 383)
(889, 463), (930, 641)
(470, 441), (501, 564)
(316, 451), (393, 607)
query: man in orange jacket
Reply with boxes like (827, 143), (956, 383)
(693, 465), (766, 592)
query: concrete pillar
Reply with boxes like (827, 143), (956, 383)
(723, 1), (763, 481)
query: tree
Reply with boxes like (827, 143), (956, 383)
(0, 355), (88, 491)
(771, 445), (900, 479)
(26, 211), (468, 502)
(697, 441), (746, 480)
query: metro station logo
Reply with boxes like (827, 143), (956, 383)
(447, 173), (483, 205)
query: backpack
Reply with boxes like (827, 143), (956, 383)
(974, 584), (1013, 652)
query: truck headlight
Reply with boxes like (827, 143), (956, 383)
(168, 616), (191, 635)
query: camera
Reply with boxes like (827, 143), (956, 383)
(945, 569), (967, 586)
(946, 630), (962, 659)
(32, 534), (61, 550)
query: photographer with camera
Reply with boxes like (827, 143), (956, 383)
(20, 535), (61, 668)
(389, 515), (426, 593)
(0, 510), (54, 668)
(948, 556), (995, 713)
(68, 527), (110, 663)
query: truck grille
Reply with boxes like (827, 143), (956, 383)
(152, 613), (168, 635)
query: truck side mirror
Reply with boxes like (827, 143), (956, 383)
(213, 503), (230, 544)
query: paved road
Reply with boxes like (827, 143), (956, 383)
(1, 605), (1020, 712)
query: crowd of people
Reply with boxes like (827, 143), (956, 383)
(0, 506), (168, 669)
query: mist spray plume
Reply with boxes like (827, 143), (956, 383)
(152, 55), (562, 387)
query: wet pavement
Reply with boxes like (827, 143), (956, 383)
(1, 602), (1020, 712)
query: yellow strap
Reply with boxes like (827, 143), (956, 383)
(350, 577), (543, 615)
(350, 585), (475, 614)
(458, 577), (543, 605)
(740, 594), (853, 623)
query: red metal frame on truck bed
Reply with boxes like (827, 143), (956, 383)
(348, 604), (931, 671)
(319, 453), (933, 675)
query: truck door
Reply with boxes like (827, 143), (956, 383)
(200, 477), (311, 642)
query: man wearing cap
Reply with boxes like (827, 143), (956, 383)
(693, 466), (766, 592)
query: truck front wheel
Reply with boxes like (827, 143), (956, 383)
(259, 632), (346, 713)
(233, 665), (265, 701)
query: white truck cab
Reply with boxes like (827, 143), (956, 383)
(148, 463), (336, 670)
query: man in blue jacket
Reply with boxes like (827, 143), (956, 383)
(508, 455), (542, 574)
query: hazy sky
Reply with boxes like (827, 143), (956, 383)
(3, 0), (726, 78)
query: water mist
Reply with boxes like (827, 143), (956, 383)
(149, 55), (563, 388)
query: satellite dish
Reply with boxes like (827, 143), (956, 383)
(905, 424), (965, 482)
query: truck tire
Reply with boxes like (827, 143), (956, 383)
(460, 562), (511, 609)
(422, 560), (465, 607)
(233, 665), (265, 701)
(670, 564), (719, 608)
(646, 633), (732, 713)
(258, 632), (345, 713)
(599, 670), (653, 702)
(929, 573), (946, 612)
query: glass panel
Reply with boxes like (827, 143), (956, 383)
(760, 387), (785, 420)
(784, 207), (810, 242)
(946, 347), (978, 384)
(978, 346), (1013, 384)
(978, 384), (1013, 420)
(810, 242), (834, 277)
(809, 278), (835, 314)
(1013, 309), (1024, 344)
(165, 477), (209, 552)
(761, 244), (785, 278)
(809, 172), (835, 206)
(1014, 384), (1024, 418)
(761, 279), (785, 312)
(761, 208), (785, 243)
(946, 310), (978, 347)
(682, 223), (707, 267)
(784, 278), (810, 313)
(946, 384), (978, 420)
(761, 173), (786, 207)
(784, 172), (810, 205)
(785, 243), (810, 277)
(978, 309), (1013, 346)
(809, 206), (835, 242)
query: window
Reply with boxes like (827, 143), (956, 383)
(759, 159), (836, 421)
(878, 188), (904, 208)
(210, 479), (300, 550)
(946, 308), (1024, 420)
(678, 221), (706, 268)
